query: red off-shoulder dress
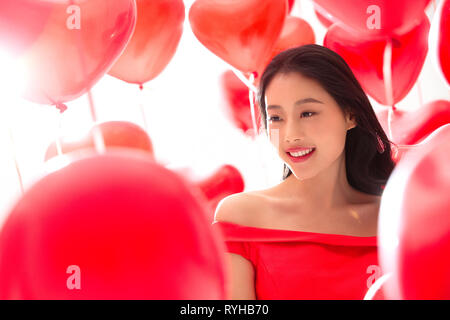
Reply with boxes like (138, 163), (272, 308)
(212, 221), (384, 300)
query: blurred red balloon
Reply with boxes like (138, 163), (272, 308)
(108, 0), (185, 85)
(0, 0), (52, 55)
(189, 0), (286, 73)
(378, 124), (450, 299)
(381, 101), (450, 164)
(0, 151), (227, 299)
(257, 16), (315, 77)
(430, 0), (449, 85)
(45, 121), (154, 161)
(324, 16), (430, 106)
(288, 0), (295, 13)
(195, 164), (245, 214)
(20, 0), (136, 105)
(376, 100), (450, 146)
(314, 7), (334, 28)
(314, 0), (431, 36)
(220, 70), (262, 136)
(273, 16), (315, 51)
(438, 0), (450, 84)
(170, 164), (245, 221)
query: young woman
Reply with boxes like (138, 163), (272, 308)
(212, 44), (396, 300)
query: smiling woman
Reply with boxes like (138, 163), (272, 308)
(258, 44), (395, 196)
(213, 44), (397, 300)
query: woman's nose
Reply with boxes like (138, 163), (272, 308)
(284, 122), (303, 143)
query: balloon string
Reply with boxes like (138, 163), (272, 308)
(363, 272), (392, 300)
(248, 73), (271, 187)
(387, 106), (394, 142)
(383, 39), (395, 142)
(248, 73), (259, 139)
(8, 126), (24, 194)
(383, 39), (394, 108)
(72, 2), (105, 154)
(87, 89), (105, 154)
(138, 84), (149, 133)
(230, 67), (258, 93)
(56, 109), (63, 156)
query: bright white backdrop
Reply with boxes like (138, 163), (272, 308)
(0, 0), (448, 224)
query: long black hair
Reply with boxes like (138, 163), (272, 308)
(256, 44), (396, 196)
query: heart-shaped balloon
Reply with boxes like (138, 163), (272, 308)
(20, 0), (137, 105)
(0, 150), (227, 299)
(314, 0), (431, 36)
(0, 0), (52, 55)
(257, 16), (315, 78)
(220, 70), (262, 136)
(376, 100), (450, 146)
(324, 15), (430, 106)
(378, 124), (450, 299)
(108, 0), (185, 85)
(44, 121), (155, 161)
(189, 0), (287, 73)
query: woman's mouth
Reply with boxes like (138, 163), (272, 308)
(286, 148), (316, 163)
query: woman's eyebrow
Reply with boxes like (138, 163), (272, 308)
(267, 98), (324, 110)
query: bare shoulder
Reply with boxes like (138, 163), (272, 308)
(213, 190), (272, 226)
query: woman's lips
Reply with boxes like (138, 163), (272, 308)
(286, 148), (316, 163)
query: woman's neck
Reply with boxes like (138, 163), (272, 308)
(280, 154), (360, 211)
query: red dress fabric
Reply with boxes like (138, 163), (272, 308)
(212, 221), (384, 300)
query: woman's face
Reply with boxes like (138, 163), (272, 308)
(265, 72), (356, 180)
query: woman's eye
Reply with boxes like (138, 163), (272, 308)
(301, 112), (315, 118)
(267, 116), (280, 122)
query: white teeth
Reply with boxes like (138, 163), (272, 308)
(289, 148), (314, 157)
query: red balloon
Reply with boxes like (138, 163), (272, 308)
(170, 164), (245, 221)
(438, 0), (450, 84)
(258, 16), (315, 77)
(220, 70), (263, 135)
(379, 124), (450, 299)
(44, 121), (154, 161)
(314, 0), (431, 36)
(314, 7), (334, 28)
(195, 164), (245, 215)
(0, 0), (52, 55)
(272, 16), (315, 57)
(287, 0), (295, 13)
(376, 100), (450, 146)
(20, 0), (136, 105)
(108, 0), (185, 85)
(378, 101), (450, 163)
(189, 0), (287, 73)
(324, 16), (430, 106)
(0, 151), (227, 299)
(431, 0), (450, 85)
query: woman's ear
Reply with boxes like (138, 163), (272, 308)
(346, 112), (357, 130)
